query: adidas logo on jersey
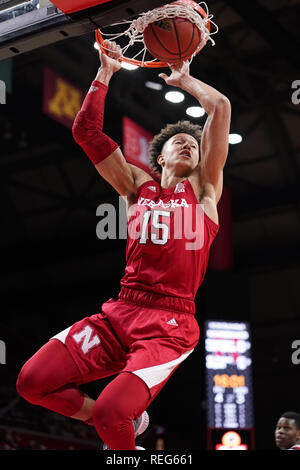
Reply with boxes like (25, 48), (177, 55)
(167, 318), (178, 327)
(174, 183), (185, 194)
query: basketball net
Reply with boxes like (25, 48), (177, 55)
(95, 1), (218, 68)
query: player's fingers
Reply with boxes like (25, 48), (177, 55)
(101, 40), (110, 52)
(168, 62), (180, 70)
(105, 41), (122, 59)
(98, 40), (109, 59)
(158, 73), (168, 81)
(113, 43), (122, 59)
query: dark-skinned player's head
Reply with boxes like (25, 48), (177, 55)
(149, 121), (202, 177)
(275, 411), (300, 450)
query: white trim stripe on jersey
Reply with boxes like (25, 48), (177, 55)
(51, 326), (72, 344)
(132, 349), (194, 389)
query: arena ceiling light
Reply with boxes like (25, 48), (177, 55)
(145, 81), (162, 91)
(186, 106), (205, 118)
(229, 133), (243, 144)
(165, 91), (185, 103)
(121, 62), (138, 70)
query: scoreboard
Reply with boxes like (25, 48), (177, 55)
(204, 320), (255, 449)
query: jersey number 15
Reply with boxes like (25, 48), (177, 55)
(139, 210), (170, 246)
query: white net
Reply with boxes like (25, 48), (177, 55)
(98, 1), (218, 67)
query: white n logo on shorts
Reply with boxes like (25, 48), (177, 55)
(72, 326), (100, 354)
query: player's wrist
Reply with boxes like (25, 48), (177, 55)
(95, 67), (115, 85)
(177, 73), (195, 90)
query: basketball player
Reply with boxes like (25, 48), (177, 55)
(16, 41), (231, 450)
(275, 412), (300, 450)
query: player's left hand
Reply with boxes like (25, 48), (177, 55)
(99, 40), (122, 74)
(158, 61), (190, 87)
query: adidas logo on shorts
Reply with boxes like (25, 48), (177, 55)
(166, 318), (178, 327)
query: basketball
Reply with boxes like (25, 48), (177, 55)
(143, 17), (201, 64)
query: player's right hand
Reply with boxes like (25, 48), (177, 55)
(99, 40), (122, 73)
(158, 61), (190, 88)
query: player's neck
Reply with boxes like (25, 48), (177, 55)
(160, 172), (187, 189)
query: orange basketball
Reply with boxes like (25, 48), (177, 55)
(143, 17), (201, 64)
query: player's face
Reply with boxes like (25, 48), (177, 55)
(158, 133), (199, 175)
(275, 418), (300, 449)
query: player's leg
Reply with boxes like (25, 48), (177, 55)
(16, 339), (149, 444)
(92, 371), (150, 450)
(16, 311), (128, 426)
(91, 351), (192, 450)
(16, 339), (88, 419)
(71, 395), (95, 422)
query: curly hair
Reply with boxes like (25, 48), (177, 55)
(149, 120), (202, 175)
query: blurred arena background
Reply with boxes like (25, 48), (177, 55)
(0, 0), (300, 451)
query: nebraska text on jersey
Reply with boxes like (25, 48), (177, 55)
(128, 199), (205, 250)
(137, 196), (189, 209)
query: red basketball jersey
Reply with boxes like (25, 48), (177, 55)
(120, 178), (219, 301)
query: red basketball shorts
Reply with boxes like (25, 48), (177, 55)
(51, 287), (200, 399)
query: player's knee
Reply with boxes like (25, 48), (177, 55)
(92, 399), (114, 431)
(16, 361), (44, 403)
(92, 398), (129, 433)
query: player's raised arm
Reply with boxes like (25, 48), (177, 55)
(159, 62), (231, 203)
(72, 41), (152, 198)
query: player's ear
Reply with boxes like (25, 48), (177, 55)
(157, 154), (165, 169)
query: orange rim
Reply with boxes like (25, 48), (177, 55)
(95, 1), (210, 68)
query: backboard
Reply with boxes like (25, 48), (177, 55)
(0, 0), (173, 61)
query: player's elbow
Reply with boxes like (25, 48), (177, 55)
(72, 111), (85, 143)
(72, 111), (96, 144)
(215, 95), (231, 115)
(211, 97), (231, 126)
